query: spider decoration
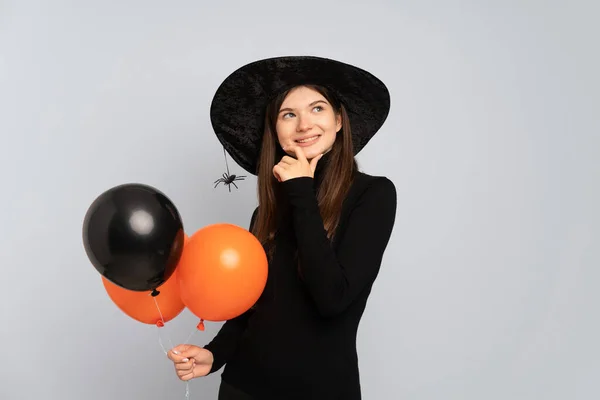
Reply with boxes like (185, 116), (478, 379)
(214, 172), (246, 192)
(214, 147), (246, 192)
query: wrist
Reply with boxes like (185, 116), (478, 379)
(281, 177), (318, 210)
(281, 176), (314, 189)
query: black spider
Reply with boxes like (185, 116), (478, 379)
(214, 147), (246, 192)
(214, 172), (246, 192)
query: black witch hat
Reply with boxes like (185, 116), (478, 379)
(211, 55), (391, 179)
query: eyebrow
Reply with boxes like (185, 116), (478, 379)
(279, 100), (328, 114)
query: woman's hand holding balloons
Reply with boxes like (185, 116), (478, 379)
(167, 345), (214, 381)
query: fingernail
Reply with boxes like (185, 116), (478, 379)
(172, 350), (179, 355)
(182, 358), (189, 362)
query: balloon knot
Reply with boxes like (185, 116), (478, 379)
(150, 289), (160, 297)
(156, 320), (165, 328)
(196, 320), (205, 331)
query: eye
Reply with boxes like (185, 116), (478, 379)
(313, 106), (323, 112)
(282, 112), (295, 119)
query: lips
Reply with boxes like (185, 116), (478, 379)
(295, 135), (320, 144)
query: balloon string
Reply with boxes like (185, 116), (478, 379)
(153, 296), (175, 349)
(184, 328), (198, 346)
(153, 295), (194, 400)
(157, 327), (169, 355)
(182, 327), (200, 400)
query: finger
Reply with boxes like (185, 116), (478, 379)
(280, 156), (296, 165)
(289, 145), (307, 163)
(168, 348), (190, 363)
(273, 165), (284, 182)
(177, 369), (195, 381)
(167, 351), (183, 362)
(168, 352), (188, 363)
(171, 344), (188, 354)
(275, 162), (290, 171)
(181, 372), (195, 381)
(173, 344), (199, 358)
(310, 153), (324, 173)
(175, 360), (194, 370)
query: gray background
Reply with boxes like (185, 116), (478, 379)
(1, 1), (598, 399)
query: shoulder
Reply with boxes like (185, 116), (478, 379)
(342, 172), (397, 221)
(352, 172), (397, 204)
(336, 172), (397, 236)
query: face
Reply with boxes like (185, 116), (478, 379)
(275, 86), (342, 160)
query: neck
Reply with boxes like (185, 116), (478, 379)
(313, 151), (332, 188)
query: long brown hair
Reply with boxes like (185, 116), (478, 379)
(252, 84), (357, 257)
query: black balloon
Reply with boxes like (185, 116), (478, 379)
(82, 183), (185, 292)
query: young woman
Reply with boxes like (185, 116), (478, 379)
(168, 56), (397, 399)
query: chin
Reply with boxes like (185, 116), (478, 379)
(304, 147), (326, 160)
(306, 142), (334, 159)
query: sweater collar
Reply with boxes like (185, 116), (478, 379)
(313, 151), (332, 188)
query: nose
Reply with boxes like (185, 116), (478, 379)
(296, 114), (313, 132)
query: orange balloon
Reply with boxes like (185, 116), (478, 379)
(177, 223), (268, 322)
(102, 267), (185, 326)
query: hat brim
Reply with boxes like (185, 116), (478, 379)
(210, 56), (391, 175)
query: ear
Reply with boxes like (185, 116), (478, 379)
(335, 113), (342, 133)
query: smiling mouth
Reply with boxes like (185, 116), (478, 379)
(295, 135), (320, 144)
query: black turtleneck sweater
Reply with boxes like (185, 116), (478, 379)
(203, 159), (397, 399)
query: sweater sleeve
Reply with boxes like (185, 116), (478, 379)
(281, 176), (397, 317)
(202, 207), (259, 373)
